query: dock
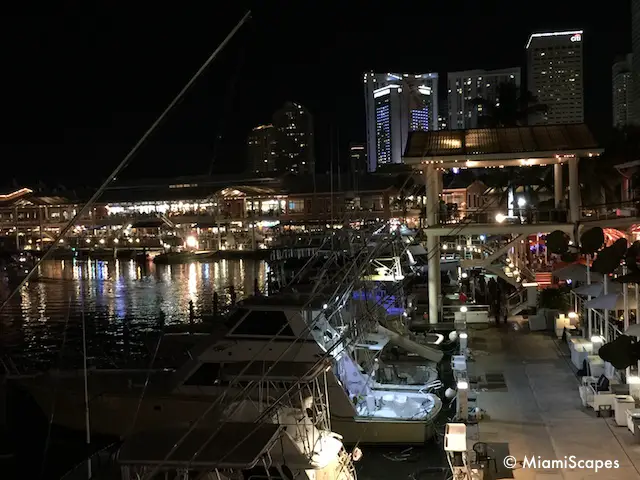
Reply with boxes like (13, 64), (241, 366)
(466, 318), (640, 479)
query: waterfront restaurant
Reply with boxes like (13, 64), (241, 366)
(0, 173), (498, 248)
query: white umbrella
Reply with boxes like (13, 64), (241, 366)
(574, 283), (604, 297)
(585, 294), (619, 310)
(574, 282), (621, 297)
(625, 324), (640, 337)
(553, 264), (603, 283)
(585, 289), (637, 310)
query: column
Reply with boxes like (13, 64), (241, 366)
(554, 163), (563, 209)
(622, 177), (631, 203)
(425, 164), (441, 324)
(568, 156), (581, 223)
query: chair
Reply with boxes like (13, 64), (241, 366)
(473, 442), (497, 473)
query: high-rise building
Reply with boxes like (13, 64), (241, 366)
(247, 124), (278, 174)
(349, 143), (367, 175)
(613, 54), (633, 128)
(271, 102), (315, 175)
(631, 0), (640, 125)
(438, 97), (449, 130)
(526, 30), (584, 125)
(364, 72), (439, 171)
(447, 67), (521, 129)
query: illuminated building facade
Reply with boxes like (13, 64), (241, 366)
(247, 124), (278, 174)
(632, 0), (640, 125)
(364, 72), (439, 171)
(447, 67), (521, 129)
(271, 102), (315, 175)
(613, 54), (633, 128)
(526, 30), (584, 125)
(349, 143), (367, 175)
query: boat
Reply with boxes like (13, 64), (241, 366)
(20, 289), (444, 445)
(60, 348), (358, 480)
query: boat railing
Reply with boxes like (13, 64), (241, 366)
(59, 442), (120, 480)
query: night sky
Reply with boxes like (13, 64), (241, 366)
(2, 0), (632, 186)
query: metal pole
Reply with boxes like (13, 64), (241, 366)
(81, 304), (92, 478)
(624, 264), (630, 379)
(603, 274), (609, 341)
(586, 254), (592, 338)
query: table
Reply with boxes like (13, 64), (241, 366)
(614, 395), (636, 426)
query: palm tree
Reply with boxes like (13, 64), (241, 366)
(470, 81), (547, 127)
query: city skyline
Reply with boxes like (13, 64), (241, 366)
(17, 1), (634, 184)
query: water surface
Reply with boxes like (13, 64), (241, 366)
(0, 258), (266, 370)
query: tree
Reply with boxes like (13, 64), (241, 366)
(470, 81), (548, 127)
(582, 126), (640, 207)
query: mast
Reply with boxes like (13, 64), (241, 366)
(0, 11), (252, 313)
(81, 297), (91, 478)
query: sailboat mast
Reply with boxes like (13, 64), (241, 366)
(0, 11), (252, 313)
(81, 305), (91, 478)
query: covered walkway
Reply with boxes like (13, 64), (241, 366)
(467, 321), (640, 479)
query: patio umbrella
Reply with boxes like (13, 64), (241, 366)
(574, 283), (604, 297)
(553, 264), (603, 283)
(574, 282), (621, 297)
(585, 289), (637, 310)
(625, 324), (640, 337)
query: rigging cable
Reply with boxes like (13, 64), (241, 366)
(186, 177), (512, 475)
(0, 11), (252, 315)
(39, 297), (72, 479)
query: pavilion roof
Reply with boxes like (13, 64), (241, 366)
(404, 124), (600, 159)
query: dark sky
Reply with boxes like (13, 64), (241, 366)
(1, 0), (632, 186)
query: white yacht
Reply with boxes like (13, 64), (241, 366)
(21, 292), (444, 445)
(62, 355), (358, 480)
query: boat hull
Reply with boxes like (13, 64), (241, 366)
(24, 384), (437, 444)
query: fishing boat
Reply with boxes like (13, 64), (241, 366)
(21, 289), (444, 445)
(60, 345), (358, 480)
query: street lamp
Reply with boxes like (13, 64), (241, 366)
(495, 213), (506, 223)
(517, 197), (526, 208)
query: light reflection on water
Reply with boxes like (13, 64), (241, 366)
(0, 258), (266, 370)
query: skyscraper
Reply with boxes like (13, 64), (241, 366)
(247, 124), (278, 174)
(631, 0), (640, 125)
(349, 143), (367, 176)
(271, 102), (315, 175)
(526, 30), (584, 125)
(364, 72), (438, 171)
(613, 54), (633, 128)
(447, 67), (521, 129)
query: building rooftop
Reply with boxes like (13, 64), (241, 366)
(404, 124), (601, 166)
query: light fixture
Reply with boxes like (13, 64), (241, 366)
(495, 213), (506, 223)
(568, 312), (578, 319)
(322, 304), (328, 310)
(456, 381), (469, 390)
(459, 332), (468, 339)
(517, 197), (526, 207)
(460, 306), (468, 313)
(461, 272), (468, 279)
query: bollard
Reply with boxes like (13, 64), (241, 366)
(189, 300), (195, 333)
